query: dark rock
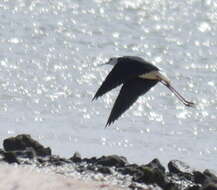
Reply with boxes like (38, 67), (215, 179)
(3, 151), (19, 164)
(70, 152), (82, 163)
(145, 158), (165, 174)
(2, 134), (217, 190)
(3, 134), (51, 157)
(128, 183), (144, 190)
(168, 160), (194, 181)
(118, 164), (141, 176)
(185, 185), (201, 190)
(164, 182), (180, 190)
(168, 160), (193, 174)
(48, 155), (71, 166)
(1, 147), (36, 163)
(96, 155), (127, 167)
(75, 165), (86, 173)
(202, 183), (217, 190)
(37, 157), (47, 164)
(85, 164), (112, 175)
(194, 169), (217, 186)
(119, 162), (168, 188)
(97, 166), (112, 175)
(133, 165), (167, 188)
(83, 157), (97, 164)
(194, 171), (207, 184)
(86, 164), (97, 172)
(14, 147), (36, 159)
(203, 170), (217, 184)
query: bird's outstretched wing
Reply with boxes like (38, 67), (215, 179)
(93, 59), (158, 100)
(106, 78), (158, 126)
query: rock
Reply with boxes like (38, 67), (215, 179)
(168, 160), (194, 181)
(203, 170), (217, 184)
(1, 147), (36, 164)
(37, 157), (48, 165)
(128, 183), (144, 190)
(168, 160), (193, 174)
(3, 134), (51, 157)
(2, 134), (217, 190)
(164, 182), (180, 190)
(83, 157), (97, 164)
(185, 185), (200, 190)
(132, 165), (167, 188)
(15, 147), (37, 159)
(78, 163), (111, 175)
(145, 158), (166, 174)
(119, 161), (167, 188)
(3, 151), (19, 164)
(202, 183), (217, 190)
(118, 164), (141, 176)
(48, 155), (71, 166)
(194, 170), (217, 186)
(70, 152), (82, 163)
(97, 166), (112, 175)
(96, 155), (127, 167)
(135, 159), (167, 188)
(193, 171), (207, 185)
(86, 164), (98, 172)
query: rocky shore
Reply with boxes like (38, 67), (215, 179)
(0, 134), (217, 190)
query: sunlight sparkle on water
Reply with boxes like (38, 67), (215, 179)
(0, 0), (217, 171)
(198, 22), (211, 32)
(208, 81), (215, 87)
(8, 38), (20, 44)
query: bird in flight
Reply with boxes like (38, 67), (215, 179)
(93, 56), (194, 127)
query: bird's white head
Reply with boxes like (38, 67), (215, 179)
(106, 57), (118, 66)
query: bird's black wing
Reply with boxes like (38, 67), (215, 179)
(93, 58), (158, 100)
(106, 78), (158, 126)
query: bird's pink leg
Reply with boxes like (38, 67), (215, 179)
(160, 80), (195, 107)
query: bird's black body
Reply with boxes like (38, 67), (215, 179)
(93, 56), (160, 126)
(106, 78), (158, 126)
(93, 56), (159, 100)
(93, 56), (194, 127)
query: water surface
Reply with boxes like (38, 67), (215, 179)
(0, 0), (217, 171)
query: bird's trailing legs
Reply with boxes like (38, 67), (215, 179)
(145, 71), (194, 107)
(160, 80), (194, 107)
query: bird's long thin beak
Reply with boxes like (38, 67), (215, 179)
(96, 63), (107, 67)
(160, 80), (194, 107)
(96, 60), (114, 67)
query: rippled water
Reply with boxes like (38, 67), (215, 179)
(0, 0), (217, 171)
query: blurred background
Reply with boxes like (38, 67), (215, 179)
(0, 0), (217, 171)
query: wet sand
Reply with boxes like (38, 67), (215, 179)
(0, 164), (125, 190)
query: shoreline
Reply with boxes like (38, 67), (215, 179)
(0, 164), (125, 190)
(0, 134), (217, 190)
